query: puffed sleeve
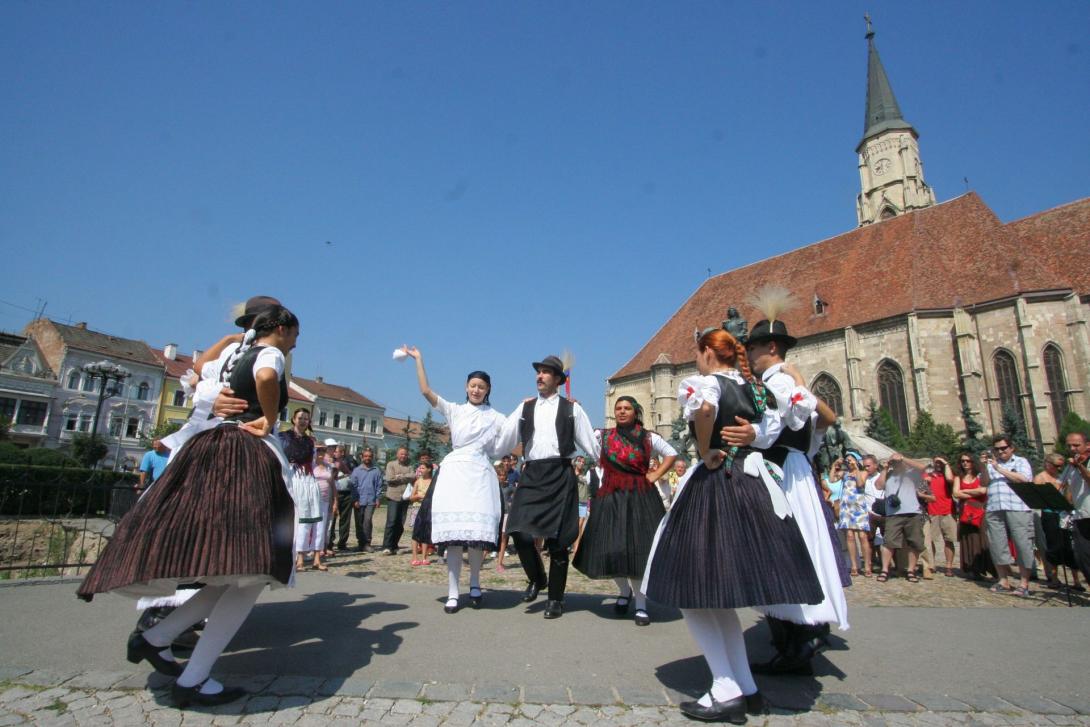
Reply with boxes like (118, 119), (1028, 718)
(678, 375), (720, 421)
(433, 394), (454, 420)
(782, 386), (818, 432)
(649, 432), (678, 459)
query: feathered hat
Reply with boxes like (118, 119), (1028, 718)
(231, 296), (281, 328)
(745, 285), (799, 350)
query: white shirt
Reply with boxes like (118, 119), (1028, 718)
(496, 393), (601, 462)
(1061, 463), (1090, 520)
(864, 472), (885, 509)
(434, 395), (506, 455)
(676, 371), (783, 450)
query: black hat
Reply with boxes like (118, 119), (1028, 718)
(746, 319), (797, 351)
(532, 355), (567, 384)
(234, 296), (282, 328)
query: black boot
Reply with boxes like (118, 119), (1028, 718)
(750, 617), (790, 674)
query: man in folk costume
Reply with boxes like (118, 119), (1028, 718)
(495, 355), (601, 619)
(743, 289), (849, 676)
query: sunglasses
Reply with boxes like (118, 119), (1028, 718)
(994, 445), (1012, 452)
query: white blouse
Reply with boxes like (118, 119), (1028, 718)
(676, 371), (783, 450)
(434, 395), (506, 454)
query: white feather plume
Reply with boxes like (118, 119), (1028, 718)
(560, 349), (575, 373)
(746, 285), (799, 324)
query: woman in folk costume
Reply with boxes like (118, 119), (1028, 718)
(279, 409), (324, 571)
(401, 346), (506, 613)
(573, 396), (677, 626)
(78, 304), (299, 708)
(643, 326), (821, 724)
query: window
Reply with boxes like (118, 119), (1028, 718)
(993, 350), (1023, 424)
(811, 374), (844, 417)
(318, 412), (327, 426)
(172, 389), (186, 407)
(82, 375), (96, 392)
(333, 413), (341, 428)
(79, 414), (92, 432)
(813, 295), (827, 316)
(358, 419), (365, 431)
(370, 419), (378, 434)
(16, 401), (46, 427)
(126, 418), (140, 438)
(346, 416), (353, 430)
(109, 417), (123, 437)
(65, 414), (78, 431)
(877, 359), (909, 436)
(67, 371), (81, 389)
(137, 382), (150, 401)
(0, 397), (15, 423)
(1043, 344), (1069, 432)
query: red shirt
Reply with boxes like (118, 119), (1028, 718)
(927, 472), (953, 516)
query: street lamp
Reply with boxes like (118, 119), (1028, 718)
(82, 360), (131, 440)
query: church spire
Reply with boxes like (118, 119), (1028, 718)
(859, 15), (913, 150)
(854, 14), (935, 226)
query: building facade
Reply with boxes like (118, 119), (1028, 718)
(0, 333), (57, 448)
(290, 375), (385, 455)
(607, 26), (1090, 453)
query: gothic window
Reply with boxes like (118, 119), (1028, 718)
(877, 360), (910, 436)
(879, 206), (897, 220)
(993, 350), (1023, 424)
(811, 374), (844, 417)
(137, 382), (150, 401)
(1043, 344), (1069, 431)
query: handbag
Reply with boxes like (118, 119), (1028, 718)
(870, 478), (901, 517)
(959, 500), (985, 528)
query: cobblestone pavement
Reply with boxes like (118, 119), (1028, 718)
(2, 669), (1090, 727)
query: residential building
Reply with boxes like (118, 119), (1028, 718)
(24, 319), (166, 469)
(150, 343), (200, 429)
(290, 375), (384, 455)
(0, 333), (57, 448)
(607, 24), (1090, 451)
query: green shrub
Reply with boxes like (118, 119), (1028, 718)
(0, 464), (138, 517)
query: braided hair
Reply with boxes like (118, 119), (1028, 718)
(219, 304), (298, 384)
(697, 328), (754, 383)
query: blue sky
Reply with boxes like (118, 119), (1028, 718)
(2, 2), (1087, 426)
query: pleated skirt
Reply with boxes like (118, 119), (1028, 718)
(77, 425), (296, 601)
(411, 471), (435, 545)
(572, 485), (665, 579)
(958, 522), (995, 578)
(645, 458), (824, 610)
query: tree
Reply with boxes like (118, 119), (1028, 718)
(903, 411), (961, 461)
(413, 410), (448, 461)
(70, 433), (109, 468)
(667, 413), (693, 458)
(1056, 411), (1090, 457)
(140, 421), (182, 450)
(864, 399), (906, 451)
(999, 404), (1040, 470)
(0, 417), (9, 441)
(960, 404), (989, 456)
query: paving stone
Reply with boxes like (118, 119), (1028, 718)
(211, 718), (240, 726)
(857, 694), (923, 712)
(518, 704), (544, 719)
(360, 708), (392, 723)
(370, 681), (423, 699)
(331, 677), (373, 698)
(423, 702), (456, 717)
(63, 672), (132, 691)
(408, 716), (441, 727)
(241, 695), (280, 713)
(423, 683), (472, 702)
(613, 687), (668, 706)
(331, 701), (362, 717)
(480, 703), (514, 716)
(902, 693), (972, 712)
(472, 684), (520, 703)
(205, 699), (249, 716)
(1053, 697), (1090, 716)
(392, 699), (423, 715)
(522, 686), (569, 705)
(225, 675), (277, 694)
(19, 670), (77, 688)
(568, 686), (616, 706)
(364, 697), (395, 711)
(0, 688), (37, 704)
(0, 668), (33, 683)
(0, 715), (25, 727)
(1043, 718), (1085, 726)
(958, 695), (1020, 713)
(378, 712), (414, 726)
(820, 693), (870, 711)
(266, 676), (325, 697)
(1003, 696), (1075, 715)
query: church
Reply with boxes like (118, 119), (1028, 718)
(606, 24), (1090, 451)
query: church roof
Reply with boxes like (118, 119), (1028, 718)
(858, 26), (915, 151)
(610, 193), (1090, 381)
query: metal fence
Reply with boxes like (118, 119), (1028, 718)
(0, 466), (138, 579)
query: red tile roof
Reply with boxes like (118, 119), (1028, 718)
(611, 193), (1090, 380)
(383, 415), (450, 443)
(291, 375), (382, 408)
(148, 347), (196, 379)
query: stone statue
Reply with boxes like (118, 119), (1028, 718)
(816, 419), (851, 473)
(722, 307), (748, 342)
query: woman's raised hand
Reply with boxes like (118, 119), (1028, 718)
(402, 345), (421, 359)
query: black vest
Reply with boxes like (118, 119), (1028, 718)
(689, 373), (762, 451)
(764, 417), (813, 467)
(225, 346), (289, 424)
(519, 397), (576, 458)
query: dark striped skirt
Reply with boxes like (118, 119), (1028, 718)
(573, 484), (665, 579)
(77, 425), (295, 601)
(645, 458), (823, 610)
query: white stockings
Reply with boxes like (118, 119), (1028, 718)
(680, 608), (756, 706)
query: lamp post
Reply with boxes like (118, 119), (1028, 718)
(82, 360), (131, 442)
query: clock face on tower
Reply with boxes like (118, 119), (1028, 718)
(873, 157), (892, 176)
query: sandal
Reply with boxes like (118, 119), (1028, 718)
(1012, 586), (1032, 598)
(876, 572), (889, 583)
(862, 571), (873, 578)
(850, 570), (859, 577)
(989, 582), (1012, 593)
(905, 573), (919, 583)
(312, 563), (328, 571)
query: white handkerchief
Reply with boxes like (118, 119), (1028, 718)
(392, 349), (408, 361)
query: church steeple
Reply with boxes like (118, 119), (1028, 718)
(855, 15), (936, 226)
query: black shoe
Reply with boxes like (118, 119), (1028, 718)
(744, 691), (766, 715)
(126, 631), (182, 677)
(444, 598), (460, 614)
(750, 653), (812, 676)
(543, 600), (564, 619)
(469, 588), (483, 609)
(634, 609), (651, 626)
(522, 580), (547, 603)
(171, 681), (247, 709)
(678, 695), (747, 724)
(613, 592), (632, 615)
